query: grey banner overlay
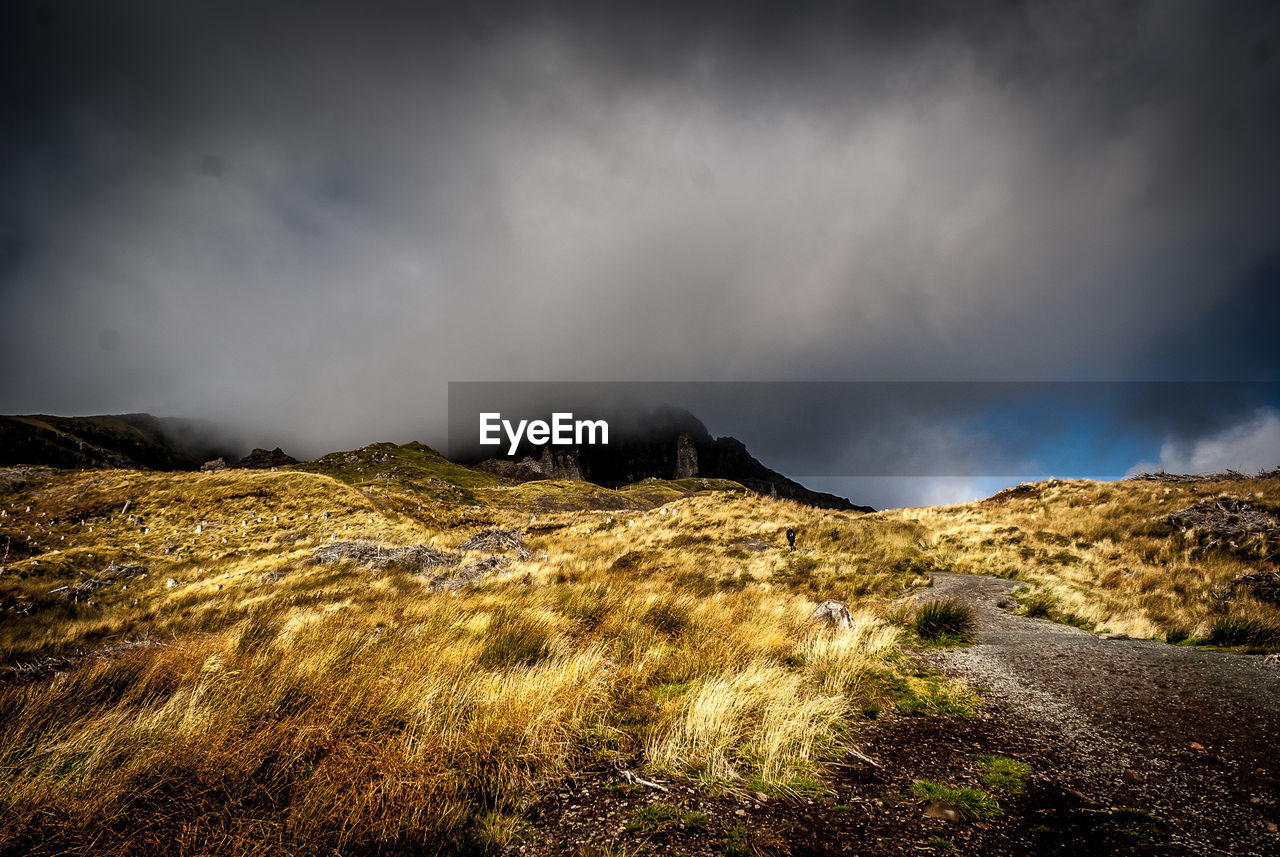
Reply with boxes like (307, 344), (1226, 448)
(447, 382), (1280, 478)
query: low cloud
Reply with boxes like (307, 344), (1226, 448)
(805, 476), (1021, 511)
(2, 2), (1278, 505)
(1127, 408), (1280, 477)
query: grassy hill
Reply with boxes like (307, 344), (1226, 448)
(1, 456), (1276, 855)
(0, 452), (947, 856)
(893, 473), (1280, 646)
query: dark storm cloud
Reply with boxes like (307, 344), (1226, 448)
(1, 0), (1278, 464)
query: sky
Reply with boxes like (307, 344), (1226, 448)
(2, 1), (1279, 508)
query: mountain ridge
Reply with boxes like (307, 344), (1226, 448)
(0, 414), (241, 471)
(0, 410), (870, 511)
(465, 406), (871, 512)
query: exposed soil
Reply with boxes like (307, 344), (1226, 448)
(516, 573), (1280, 856)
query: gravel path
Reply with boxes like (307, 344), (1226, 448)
(920, 572), (1280, 856)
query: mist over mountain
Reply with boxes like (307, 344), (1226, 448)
(0, 414), (243, 471)
(0, 408), (869, 509)
(3, 1), (1278, 501)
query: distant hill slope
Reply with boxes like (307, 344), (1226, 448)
(0, 414), (241, 470)
(294, 441), (503, 507)
(0, 409), (870, 510)
(893, 471), (1280, 643)
(292, 440), (751, 512)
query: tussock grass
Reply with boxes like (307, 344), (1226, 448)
(912, 598), (976, 642)
(896, 474), (1280, 643)
(0, 467), (936, 855)
(1205, 608), (1280, 649)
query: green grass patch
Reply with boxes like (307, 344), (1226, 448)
(971, 754), (1031, 794)
(909, 781), (1001, 819)
(722, 823), (783, 857)
(745, 770), (829, 798)
(884, 672), (980, 717)
(626, 801), (702, 834)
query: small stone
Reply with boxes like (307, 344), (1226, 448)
(165, 578), (178, 589)
(754, 792), (768, 801)
(812, 599), (854, 630)
(923, 801), (960, 822)
(1122, 769), (1144, 784)
(1266, 821), (1278, 834)
(1189, 742), (1206, 751)
(734, 809), (746, 816)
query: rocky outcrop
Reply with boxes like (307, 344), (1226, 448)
(236, 447), (300, 469)
(473, 457), (553, 481)
(470, 406), (871, 511)
(812, 599), (854, 629)
(674, 432), (699, 478)
(475, 448), (583, 482)
(538, 447), (583, 480)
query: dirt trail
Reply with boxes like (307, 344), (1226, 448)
(520, 574), (1280, 856)
(920, 572), (1280, 856)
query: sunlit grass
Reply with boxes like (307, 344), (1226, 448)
(0, 463), (939, 855)
(899, 474), (1280, 643)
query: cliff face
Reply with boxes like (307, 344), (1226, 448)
(682, 434), (871, 511)
(475, 407), (872, 512)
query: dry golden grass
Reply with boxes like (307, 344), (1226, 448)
(892, 474), (1280, 643)
(0, 465), (940, 856)
(8, 455), (1274, 854)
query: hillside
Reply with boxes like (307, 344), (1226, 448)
(1, 461), (1277, 855)
(894, 472), (1280, 647)
(0, 414), (240, 470)
(0, 452), (942, 854)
